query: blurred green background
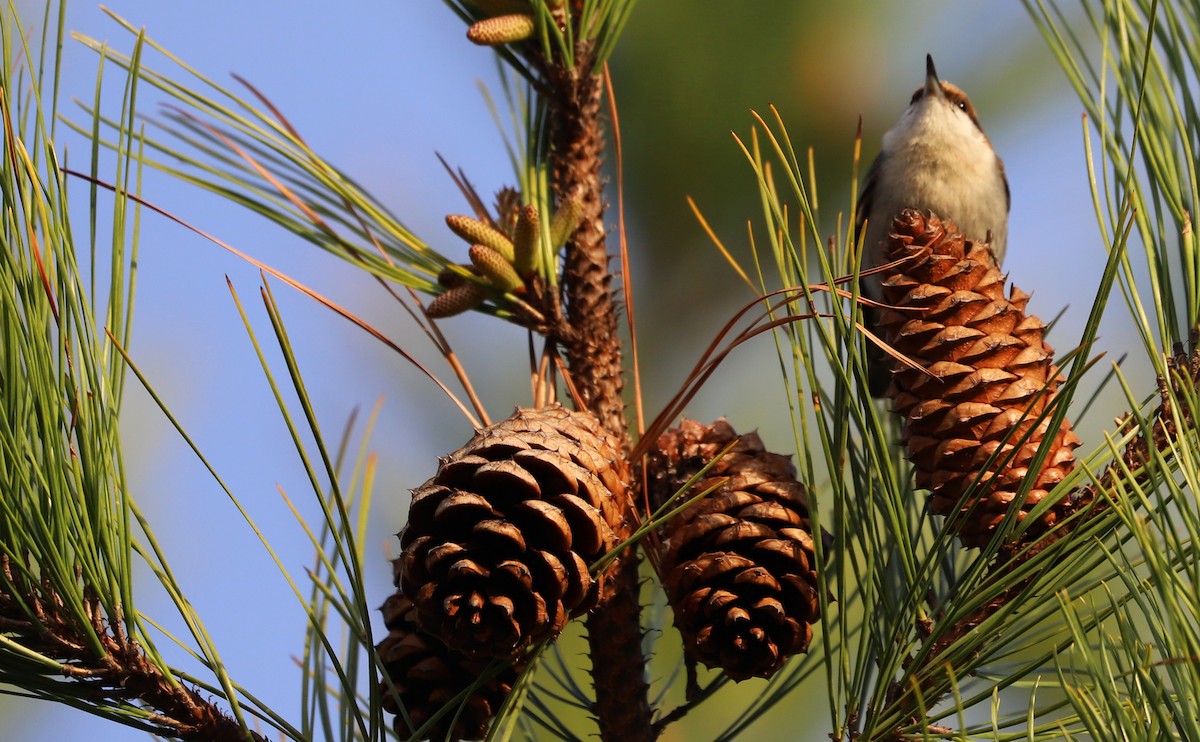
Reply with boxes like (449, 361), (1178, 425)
(4, 1), (1136, 739)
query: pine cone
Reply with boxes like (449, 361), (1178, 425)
(878, 209), (1087, 548)
(397, 405), (631, 659)
(377, 591), (523, 741)
(648, 419), (821, 681)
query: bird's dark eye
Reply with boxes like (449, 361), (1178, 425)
(956, 100), (968, 111)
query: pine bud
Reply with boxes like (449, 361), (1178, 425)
(427, 282), (486, 318)
(469, 244), (524, 293)
(466, 14), (535, 46)
(512, 204), (541, 276)
(445, 214), (515, 263)
(437, 264), (481, 289)
(550, 197), (584, 249)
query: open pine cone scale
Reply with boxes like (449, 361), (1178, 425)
(395, 405), (632, 659)
(648, 418), (822, 681)
(877, 209), (1088, 548)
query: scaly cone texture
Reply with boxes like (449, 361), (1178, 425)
(396, 405), (631, 659)
(377, 591), (524, 742)
(647, 419), (822, 680)
(878, 209), (1088, 548)
(1117, 334), (1200, 477)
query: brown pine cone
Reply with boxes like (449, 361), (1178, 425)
(396, 405), (631, 659)
(648, 419), (821, 681)
(377, 591), (524, 741)
(878, 209), (1088, 548)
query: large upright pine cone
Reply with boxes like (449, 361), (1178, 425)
(878, 210), (1087, 547)
(648, 419), (821, 681)
(397, 405), (631, 659)
(377, 591), (524, 742)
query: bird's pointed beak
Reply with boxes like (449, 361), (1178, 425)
(924, 54), (944, 100)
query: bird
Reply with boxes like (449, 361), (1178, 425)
(856, 53), (1010, 395)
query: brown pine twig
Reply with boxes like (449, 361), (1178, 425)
(545, 43), (653, 742)
(550, 55), (627, 440)
(0, 556), (265, 742)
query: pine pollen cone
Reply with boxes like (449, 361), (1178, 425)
(877, 209), (1090, 548)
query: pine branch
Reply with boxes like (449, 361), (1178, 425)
(0, 556), (265, 742)
(543, 42), (654, 742)
(550, 49), (627, 439)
